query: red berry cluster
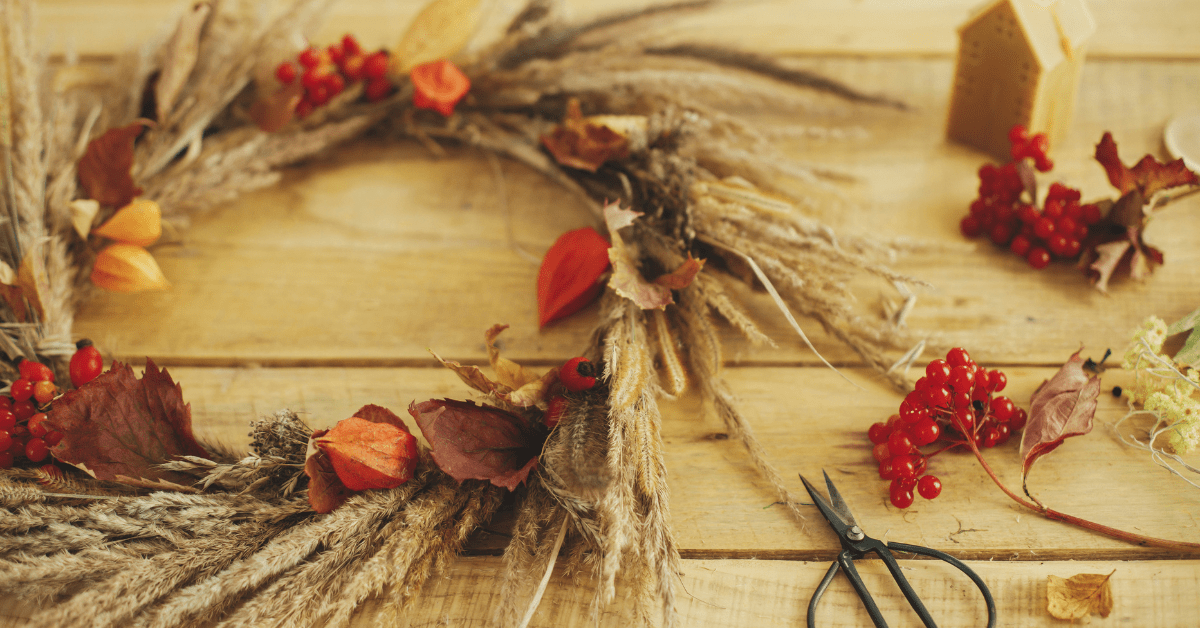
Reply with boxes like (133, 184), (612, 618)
(959, 126), (1104, 269)
(0, 342), (104, 470)
(867, 347), (1026, 509)
(274, 35), (394, 119)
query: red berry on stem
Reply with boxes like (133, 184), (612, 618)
(1043, 199), (1064, 220)
(988, 369), (1007, 392)
(25, 437), (48, 462)
(925, 359), (950, 385)
(960, 215), (982, 238)
(0, 430), (10, 451)
(19, 359), (54, 383)
(988, 222), (1014, 246)
(946, 348), (971, 368)
(925, 385), (951, 409)
(872, 442), (891, 463)
(891, 455), (917, 479)
(70, 340), (104, 388)
(1081, 203), (1103, 225)
(948, 365), (975, 392)
(0, 409), (13, 431)
(910, 417), (940, 446)
(1026, 247), (1051, 269)
(867, 422), (890, 444)
(889, 482), (915, 508)
(298, 47), (321, 68)
(28, 413), (48, 438)
(887, 431), (914, 457)
(917, 475), (942, 499)
(1008, 125), (1029, 145)
(952, 407), (975, 433)
(33, 381), (56, 405)
(878, 459), (895, 480)
(1009, 408), (1028, 431)
(989, 396), (1015, 422)
(1033, 216), (1055, 240)
(10, 379), (33, 402)
(14, 400), (35, 421)
(44, 430), (63, 447)
(363, 51), (389, 80)
(560, 357), (597, 392)
(982, 426), (1001, 448)
(275, 62), (297, 85)
(342, 34), (362, 56)
(1009, 234), (1032, 257)
(326, 42), (345, 65)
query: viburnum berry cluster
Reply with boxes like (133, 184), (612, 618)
(274, 34), (394, 118)
(0, 342), (105, 470)
(960, 125), (1104, 269)
(867, 347), (1027, 508)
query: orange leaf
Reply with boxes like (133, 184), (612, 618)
(410, 59), (470, 117)
(540, 99), (630, 172)
(537, 227), (611, 326)
(654, 254), (705, 290)
(91, 243), (170, 292)
(316, 416), (419, 491)
(93, 198), (162, 246)
(304, 432), (353, 514)
(78, 121), (149, 207)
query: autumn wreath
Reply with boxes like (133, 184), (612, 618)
(0, 1), (929, 626)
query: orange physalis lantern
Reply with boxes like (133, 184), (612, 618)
(410, 59), (470, 116)
(90, 243), (171, 293)
(537, 227), (611, 327)
(93, 199), (163, 247)
(315, 416), (419, 491)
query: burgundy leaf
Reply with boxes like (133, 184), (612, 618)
(78, 121), (149, 207)
(1095, 131), (1199, 198)
(305, 429), (354, 514)
(408, 399), (544, 490)
(1020, 350), (1103, 481)
(46, 359), (208, 486)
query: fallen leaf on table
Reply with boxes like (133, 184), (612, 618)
(408, 398), (545, 490)
(46, 359), (209, 487)
(1019, 349), (1102, 487)
(1047, 570), (1115, 620)
(78, 121), (149, 208)
(1166, 306), (1200, 368)
(305, 404), (419, 513)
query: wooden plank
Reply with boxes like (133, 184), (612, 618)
(156, 364), (1200, 559)
(74, 57), (1200, 367)
(31, 0), (1200, 60)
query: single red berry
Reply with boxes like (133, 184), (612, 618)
(326, 42), (345, 65)
(913, 376), (929, 393)
(70, 340), (104, 388)
(878, 459), (895, 480)
(0, 430), (10, 452)
(363, 51), (389, 80)
(25, 437), (48, 462)
(1061, 238), (1081, 258)
(10, 379), (33, 402)
(14, 400), (36, 421)
(1081, 203), (1103, 225)
(1026, 247), (1051, 269)
(887, 431), (913, 457)
(364, 76), (392, 102)
(1034, 155), (1053, 172)
(28, 413), (48, 438)
(560, 357), (597, 392)
(988, 370), (1007, 392)
(33, 381), (56, 405)
(1033, 217), (1055, 240)
(872, 442), (891, 463)
(301, 67), (326, 91)
(952, 391), (971, 408)
(989, 396), (1015, 422)
(1017, 204), (1040, 224)
(996, 423), (1011, 445)
(297, 47), (322, 68)
(982, 426), (1001, 448)
(891, 454), (918, 479)
(988, 222), (1014, 246)
(910, 417), (940, 447)
(868, 422), (890, 444)
(0, 451), (12, 469)
(924, 359), (951, 385)
(1009, 408), (1028, 431)
(924, 385), (951, 409)
(889, 482), (915, 509)
(0, 396), (10, 409)
(1047, 233), (1070, 257)
(1043, 199), (1064, 220)
(952, 407), (975, 433)
(1007, 125), (1029, 145)
(44, 430), (63, 447)
(959, 215), (982, 238)
(1009, 234), (1031, 257)
(903, 390), (925, 412)
(1055, 216), (1077, 238)
(544, 395), (567, 429)
(275, 61), (297, 85)
(917, 475), (942, 499)
(946, 348), (972, 368)
(0, 409), (14, 431)
(947, 365), (975, 392)
(342, 34), (362, 57)
(323, 73), (345, 97)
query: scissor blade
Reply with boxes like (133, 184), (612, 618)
(823, 470), (859, 530)
(798, 472), (850, 535)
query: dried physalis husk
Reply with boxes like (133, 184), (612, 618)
(91, 243), (170, 293)
(70, 199), (101, 240)
(394, 0), (485, 73)
(93, 199), (162, 247)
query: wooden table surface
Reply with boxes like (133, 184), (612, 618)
(7, 1), (1200, 626)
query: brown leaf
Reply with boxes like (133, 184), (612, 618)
(1095, 131), (1199, 197)
(485, 324), (544, 391)
(604, 202), (673, 309)
(249, 81), (304, 133)
(1047, 571), (1115, 620)
(78, 121), (149, 207)
(654, 254), (705, 290)
(1087, 239), (1132, 294)
(429, 326), (557, 408)
(395, 0), (484, 72)
(1020, 349), (1102, 482)
(155, 1), (211, 122)
(408, 399), (544, 490)
(45, 359), (209, 487)
(540, 99), (631, 172)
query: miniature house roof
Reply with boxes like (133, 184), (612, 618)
(960, 0), (1096, 71)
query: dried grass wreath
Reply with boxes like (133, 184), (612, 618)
(0, 0), (927, 625)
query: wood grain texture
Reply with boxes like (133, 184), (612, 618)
(31, 0), (1200, 59)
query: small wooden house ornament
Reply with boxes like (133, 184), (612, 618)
(946, 0), (1096, 160)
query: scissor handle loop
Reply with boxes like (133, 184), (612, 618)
(806, 543), (997, 628)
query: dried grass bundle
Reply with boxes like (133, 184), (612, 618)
(0, 0), (929, 625)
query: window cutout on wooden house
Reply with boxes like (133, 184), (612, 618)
(946, 0), (1096, 161)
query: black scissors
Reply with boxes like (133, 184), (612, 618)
(800, 471), (996, 628)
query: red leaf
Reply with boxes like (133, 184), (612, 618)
(653, 254), (705, 290)
(78, 122), (149, 207)
(537, 227), (611, 326)
(1095, 132), (1199, 198)
(45, 359), (208, 486)
(304, 405), (418, 513)
(540, 98), (631, 172)
(1019, 350), (1102, 481)
(408, 399), (544, 490)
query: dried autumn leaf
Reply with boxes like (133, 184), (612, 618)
(1166, 306), (1200, 368)
(395, 0), (484, 72)
(1020, 349), (1103, 483)
(654, 254), (705, 290)
(408, 398), (544, 490)
(249, 81), (304, 133)
(45, 359), (209, 487)
(70, 199), (101, 240)
(431, 325), (558, 408)
(155, 1), (211, 122)
(93, 198), (162, 246)
(1096, 132), (1199, 197)
(1087, 239), (1132, 294)
(410, 59), (471, 117)
(541, 99), (632, 172)
(1046, 571), (1115, 620)
(537, 226), (611, 326)
(91, 243), (171, 292)
(78, 121), (149, 208)
(305, 404), (418, 513)
(605, 202), (673, 310)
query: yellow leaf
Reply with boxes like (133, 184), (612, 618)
(93, 198), (162, 246)
(394, 0), (485, 72)
(1047, 570), (1115, 620)
(91, 244), (170, 293)
(485, 324), (546, 390)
